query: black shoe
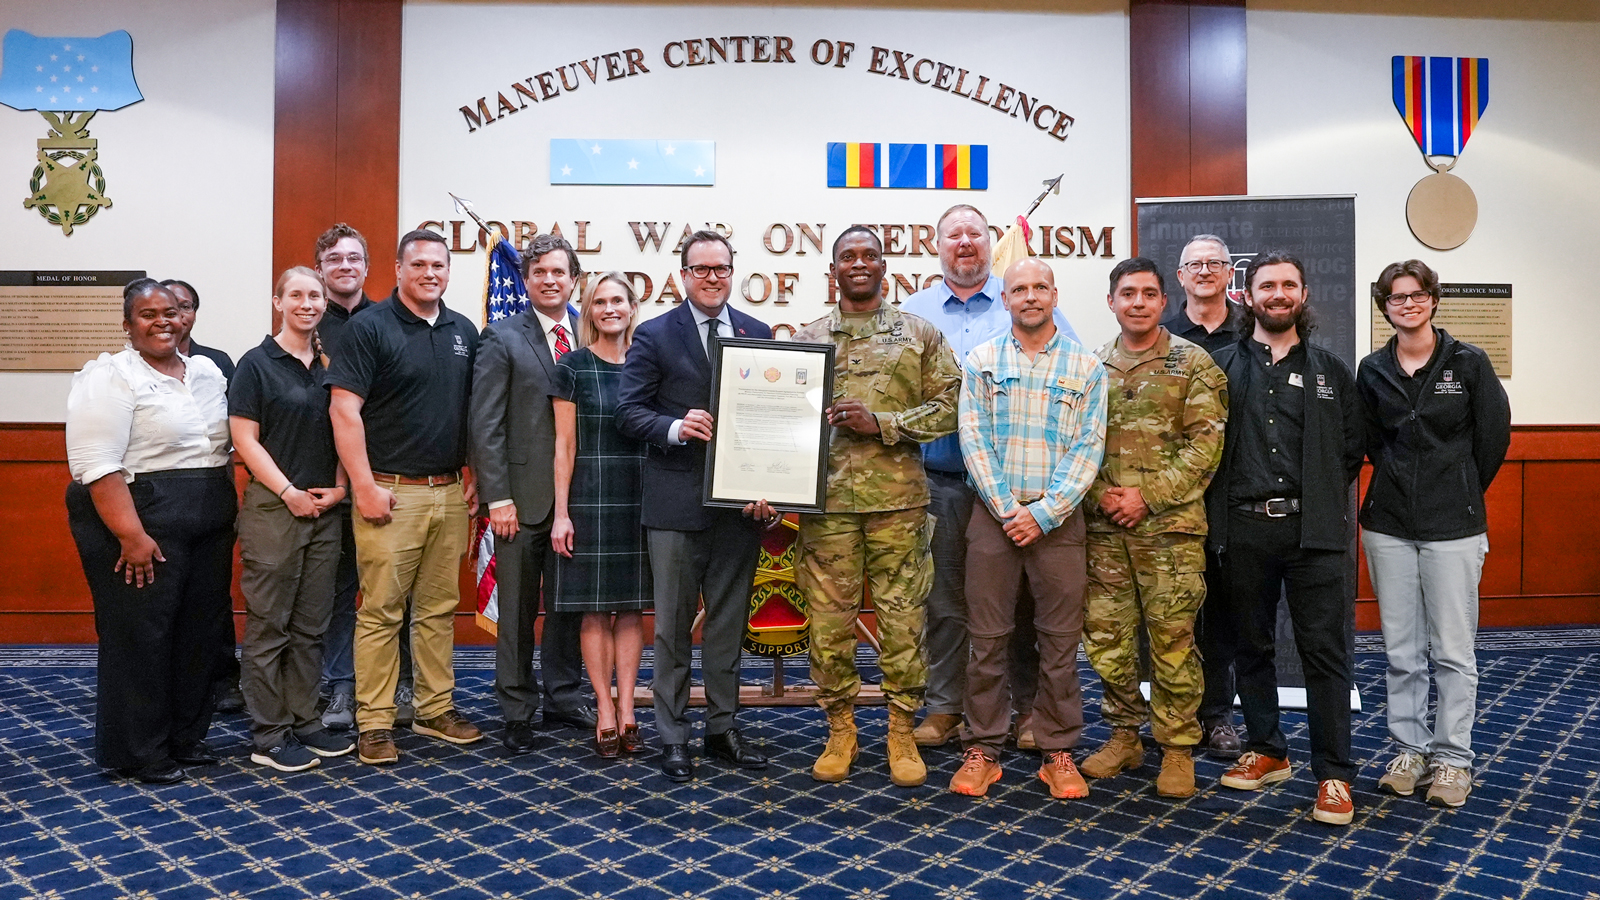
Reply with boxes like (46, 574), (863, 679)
(214, 681), (245, 714)
(542, 706), (599, 730)
(119, 760), (187, 785)
(1199, 720), (1243, 760)
(705, 728), (767, 770)
(503, 720), (537, 755)
(661, 743), (694, 782)
(296, 727), (355, 758)
(171, 742), (220, 766)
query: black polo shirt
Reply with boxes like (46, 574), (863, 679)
(326, 291), (478, 476)
(319, 294), (375, 361)
(1228, 339), (1306, 503)
(230, 336), (338, 488)
(187, 339), (236, 382)
(1161, 299), (1242, 357)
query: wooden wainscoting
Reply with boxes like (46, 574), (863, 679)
(4, 423), (1598, 643)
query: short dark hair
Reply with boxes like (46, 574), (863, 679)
(1243, 250), (1307, 292)
(396, 228), (448, 262)
(521, 233), (580, 281)
(315, 223), (368, 264)
(123, 278), (172, 321)
(831, 225), (882, 261)
(679, 229), (734, 269)
(159, 278), (199, 310)
(1372, 259), (1440, 326)
(1108, 257), (1165, 296)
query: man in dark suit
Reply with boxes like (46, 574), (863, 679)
(616, 230), (775, 782)
(470, 233), (596, 755)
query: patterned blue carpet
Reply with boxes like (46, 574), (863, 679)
(2, 629), (1599, 899)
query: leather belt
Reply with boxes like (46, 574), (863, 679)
(372, 471), (459, 487)
(1235, 498), (1301, 517)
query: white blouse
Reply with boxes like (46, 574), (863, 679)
(66, 348), (232, 485)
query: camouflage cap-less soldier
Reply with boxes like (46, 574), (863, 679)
(794, 303), (960, 786)
(1085, 329), (1228, 535)
(1081, 326), (1227, 791)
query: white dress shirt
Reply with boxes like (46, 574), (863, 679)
(668, 303), (732, 445)
(534, 308), (571, 358)
(66, 348), (232, 485)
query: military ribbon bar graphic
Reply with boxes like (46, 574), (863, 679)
(827, 142), (988, 189)
(1392, 56), (1489, 158)
(0, 30), (144, 112)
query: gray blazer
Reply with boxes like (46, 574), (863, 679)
(469, 308), (581, 525)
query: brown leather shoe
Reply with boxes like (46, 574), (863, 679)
(913, 713), (962, 747)
(357, 729), (400, 766)
(620, 724), (644, 755)
(412, 710), (483, 745)
(1038, 750), (1089, 799)
(595, 727), (621, 759)
(1011, 713), (1038, 751)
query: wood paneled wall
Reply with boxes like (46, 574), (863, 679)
(8, 424), (1596, 642)
(272, 0), (402, 304)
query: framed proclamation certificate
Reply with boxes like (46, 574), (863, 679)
(703, 336), (835, 513)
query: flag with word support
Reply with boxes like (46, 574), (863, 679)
(0, 30), (144, 112)
(472, 229), (532, 636)
(549, 139), (715, 185)
(1392, 56), (1489, 157)
(826, 142), (988, 189)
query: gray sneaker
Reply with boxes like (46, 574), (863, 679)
(1425, 763), (1472, 807)
(322, 691), (355, 732)
(394, 684), (415, 728)
(1377, 751), (1432, 796)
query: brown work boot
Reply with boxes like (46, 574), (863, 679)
(1037, 750), (1089, 799)
(913, 712), (962, 747)
(1079, 727), (1144, 779)
(1156, 746), (1196, 798)
(1012, 712), (1038, 751)
(412, 709), (483, 745)
(811, 703), (858, 783)
(887, 707), (927, 787)
(357, 729), (400, 766)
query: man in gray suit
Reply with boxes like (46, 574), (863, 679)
(470, 233), (597, 754)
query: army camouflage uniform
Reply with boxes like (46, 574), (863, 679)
(1084, 328), (1227, 746)
(794, 305), (961, 714)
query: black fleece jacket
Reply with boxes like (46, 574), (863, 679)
(1206, 337), (1364, 554)
(1357, 327), (1511, 541)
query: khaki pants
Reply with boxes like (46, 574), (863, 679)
(351, 482), (468, 731)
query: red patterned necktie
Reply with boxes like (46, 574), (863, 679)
(552, 323), (570, 360)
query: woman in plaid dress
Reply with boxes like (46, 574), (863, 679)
(551, 273), (652, 758)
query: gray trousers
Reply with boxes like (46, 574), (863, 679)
(1363, 529), (1487, 769)
(238, 481), (341, 750)
(648, 512), (761, 745)
(495, 514), (585, 724)
(922, 471), (1039, 717)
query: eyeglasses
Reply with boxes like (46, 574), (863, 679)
(684, 264), (733, 279)
(1385, 290), (1434, 307)
(320, 254), (366, 267)
(1180, 259), (1231, 273)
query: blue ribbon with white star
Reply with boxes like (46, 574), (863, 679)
(549, 139), (715, 186)
(0, 29), (143, 112)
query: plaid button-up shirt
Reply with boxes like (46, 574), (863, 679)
(958, 329), (1107, 534)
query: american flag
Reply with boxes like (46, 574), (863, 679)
(474, 231), (530, 636)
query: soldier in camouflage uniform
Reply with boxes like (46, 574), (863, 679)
(795, 226), (961, 787)
(1080, 257), (1228, 798)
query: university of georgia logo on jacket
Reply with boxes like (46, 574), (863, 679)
(1315, 373), (1336, 400)
(1436, 369), (1464, 394)
(453, 334), (470, 357)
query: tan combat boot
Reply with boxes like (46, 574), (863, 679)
(811, 703), (858, 783)
(1079, 727), (1145, 779)
(1156, 745), (1196, 798)
(887, 707), (928, 787)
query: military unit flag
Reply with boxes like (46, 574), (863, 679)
(827, 142), (988, 189)
(1392, 56), (1489, 157)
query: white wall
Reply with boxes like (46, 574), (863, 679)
(0, 0), (276, 422)
(398, 2), (1129, 345)
(1247, 7), (1600, 424)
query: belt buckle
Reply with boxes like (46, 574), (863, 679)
(1263, 498), (1291, 518)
